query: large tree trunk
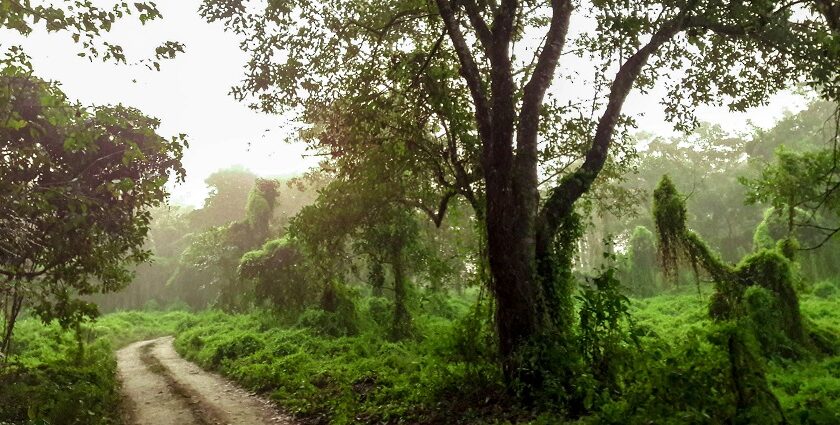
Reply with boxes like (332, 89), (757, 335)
(485, 195), (543, 378)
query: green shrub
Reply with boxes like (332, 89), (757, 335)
(362, 296), (392, 328)
(0, 324), (121, 425)
(210, 333), (265, 367)
(143, 298), (161, 311)
(420, 291), (461, 319)
(813, 281), (837, 299)
(297, 309), (359, 337)
(744, 286), (803, 358)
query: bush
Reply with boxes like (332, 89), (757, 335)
(297, 308), (358, 337)
(420, 291), (460, 319)
(362, 296), (392, 329)
(744, 286), (803, 358)
(0, 354), (121, 425)
(0, 322), (122, 425)
(210, 333), (265, 367)
(813, 281), (837, 299)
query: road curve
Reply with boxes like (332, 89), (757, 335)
(116, 336), (294, 425)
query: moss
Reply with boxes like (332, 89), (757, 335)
(753, 209), (777, 251)
(652, 176), (808, 353)
(735, 250), (805, 343)
(777, 238), (799, 261)
(653, 175), (688, 281)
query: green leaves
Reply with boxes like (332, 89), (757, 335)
(1, 0), (181, 67)
(0, 68), (186, 331)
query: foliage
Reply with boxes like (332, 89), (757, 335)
(239, 237), (312, 312)
(0, 0), (183, 68)
(0, 343), (120, 425)
(0, 310), (188, 424)
(576, 269), (638, 403)
(0, 59), (186, 352)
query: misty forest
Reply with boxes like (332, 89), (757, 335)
(2, 0), (840, 424)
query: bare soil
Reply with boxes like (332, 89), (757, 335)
(116, 336), (295, 425)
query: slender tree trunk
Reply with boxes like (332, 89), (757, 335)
(1, 288), (24, 355)
(390, 236), (412, 340)
(369, 260), (385, 297)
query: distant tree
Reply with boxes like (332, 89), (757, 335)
(188, 167), (258, 229)
(746, 101), (839, 161)
(169, 178), (281, 310)
(620, 226), (660, 296)
(0, 64), (185, 353)
(290, 173), (423, 340)
(238, 238), (310, 311)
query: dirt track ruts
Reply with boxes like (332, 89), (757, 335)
(116, 336), (295, 425)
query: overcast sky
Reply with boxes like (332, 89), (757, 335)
(4, 1), (811, 207)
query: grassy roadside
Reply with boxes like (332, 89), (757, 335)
(171, 296), (509, 424)
(0, 310), (189, 425)
(171, 286), (840, 425)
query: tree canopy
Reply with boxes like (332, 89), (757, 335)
(0, 60), (185, 351)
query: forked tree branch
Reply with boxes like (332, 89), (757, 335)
(538, 17), (688, 241)
(435, 0), (492, 141)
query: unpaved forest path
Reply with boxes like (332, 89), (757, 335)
(116, 336), (295, 425)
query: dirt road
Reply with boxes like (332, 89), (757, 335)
(116, 336), (295, 425)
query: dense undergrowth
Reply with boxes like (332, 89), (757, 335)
(172, 293), (514, 424)
(3, 281), (838, 425)
(169, 282), (840, 425)
(0, 310), (190, 425)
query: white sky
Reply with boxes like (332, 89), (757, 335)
(4, 1), (810, 207)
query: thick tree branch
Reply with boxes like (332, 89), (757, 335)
(538, 18), (686, 241)
(462, 0), (494, 50)
(492, 0), (517, 42)
(435, 0), (492, 141)
(512, 0), (573, 207)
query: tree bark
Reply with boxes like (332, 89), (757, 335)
(390, 236), (412, 340)
(1, 288), (24, 355)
